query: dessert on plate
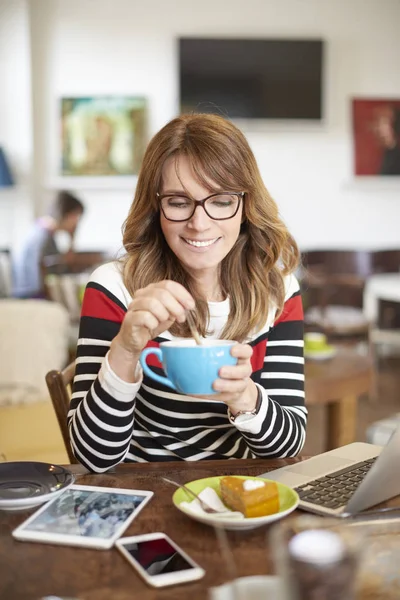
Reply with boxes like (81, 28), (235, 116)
(220, 476), (279, 518)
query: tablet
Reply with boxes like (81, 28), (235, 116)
(12, 484), (153, 550)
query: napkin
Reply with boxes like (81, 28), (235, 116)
(180, 487), (245, 520)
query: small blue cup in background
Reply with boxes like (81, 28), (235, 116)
(140, 339), (238, 395)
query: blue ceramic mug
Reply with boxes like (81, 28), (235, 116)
(140, 339), (238, 395)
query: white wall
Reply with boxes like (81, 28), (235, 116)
(0, 0), (33, 251)
(7, 0), (400, 253)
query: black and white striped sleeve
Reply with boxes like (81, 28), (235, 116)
(233, 275), (307, 457)
(68, 271), (141, 472)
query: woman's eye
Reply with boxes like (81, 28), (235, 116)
(167, 197), (191, 208)
(210, 198), (233, 207)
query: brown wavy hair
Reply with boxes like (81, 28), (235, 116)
(122, 113), (299, 342)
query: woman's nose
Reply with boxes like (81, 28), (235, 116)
(186, 205), (211, 229)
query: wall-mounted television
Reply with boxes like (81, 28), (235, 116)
(179, 38), (324, 120)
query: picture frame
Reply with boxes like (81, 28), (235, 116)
(60, 96), (148, 179)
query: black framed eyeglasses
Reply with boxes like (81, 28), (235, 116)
(157, 191), (244, 222)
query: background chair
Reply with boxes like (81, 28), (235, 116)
(369, 298), (400, 366)
(42, 251), (107, 359)
(372, 249), (400, 275)
(45, 361), (78, 464)
(301, 249), (400, 341)
(44, 272), (87, 323)
(43, 271), (90, 361)
(300, 250), (371, 339)
(0, 299), (70, 462)
(0, 248), (11, 298)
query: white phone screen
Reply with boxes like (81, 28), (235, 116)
(122, 537), (195, 576)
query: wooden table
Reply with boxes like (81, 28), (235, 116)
(305, 347), (372, 450)
(0, 458), (306, 600)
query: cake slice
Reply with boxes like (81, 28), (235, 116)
(220, 476), (279, 518)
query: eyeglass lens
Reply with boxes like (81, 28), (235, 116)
(161, 194), (240, 221)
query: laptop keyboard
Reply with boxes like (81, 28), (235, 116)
(295, 457), (377, 510)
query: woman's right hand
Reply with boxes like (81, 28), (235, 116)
(108, 281), (195, 382)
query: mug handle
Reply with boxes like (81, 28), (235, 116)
(139, 347), (176, 390)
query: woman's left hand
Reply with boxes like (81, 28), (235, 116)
(211, 343), (259, 415)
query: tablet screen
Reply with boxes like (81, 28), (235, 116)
(13, 484), (153, 549)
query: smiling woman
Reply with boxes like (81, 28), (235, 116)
(158, 156), (244, 294)
(67, 113), (307, 472)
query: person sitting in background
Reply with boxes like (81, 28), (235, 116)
(69, 113), (306, 472)
(12, 191), (84, 298)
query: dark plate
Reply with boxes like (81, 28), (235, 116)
(0, 461), (75, 510)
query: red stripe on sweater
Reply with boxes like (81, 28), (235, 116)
(274, 294), (303, 327)
(81, 287), (126, 323)
(251, 338), (267, 372)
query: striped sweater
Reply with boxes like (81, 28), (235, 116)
(69, 261), (307, 472)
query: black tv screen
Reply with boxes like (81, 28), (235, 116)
(179, 38), (324, 120)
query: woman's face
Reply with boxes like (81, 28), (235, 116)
(160, 155), (243, 279)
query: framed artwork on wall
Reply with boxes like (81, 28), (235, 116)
(60, 96), (147, 178)
(352, 98), (400, 176)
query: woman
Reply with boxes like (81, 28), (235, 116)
(69, 114), (306, 472)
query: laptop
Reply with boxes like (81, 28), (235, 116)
(259, 424), (400, 518)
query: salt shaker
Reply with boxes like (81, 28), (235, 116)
(285, 528), (358, 600)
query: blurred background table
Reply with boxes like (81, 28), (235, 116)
(305, 346), (373, 450)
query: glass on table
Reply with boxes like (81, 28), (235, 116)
(269, 515), (363, 600)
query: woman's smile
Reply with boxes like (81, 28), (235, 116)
(181, 236), (221, 249)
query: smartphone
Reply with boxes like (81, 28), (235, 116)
(115, 532), (205, 587)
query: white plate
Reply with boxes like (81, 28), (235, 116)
(209, 575), (283, 600)
(0, 461), (75, 511)
(172, 476), (299, 531)
(304, 347), (337, 361)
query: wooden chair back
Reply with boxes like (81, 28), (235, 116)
(300, 250), (371, 338)
(301, 250), (372, 309)
(302, 250), (373, 276)
(43, 273), (87, 323)
(372, 250), (400, 274)
(45, 362), (78, 464)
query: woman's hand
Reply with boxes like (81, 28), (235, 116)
(109, 281), (195, 382)
(211, 343), (258, 415)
